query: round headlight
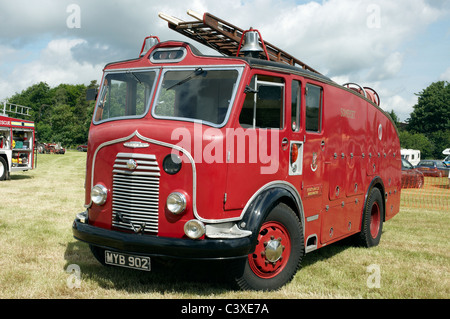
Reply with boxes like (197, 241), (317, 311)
(163, 153), (182, 175)
(166, 192), (187, 214)
(184, 220), (205, 239)
(91, 184), (108, 205)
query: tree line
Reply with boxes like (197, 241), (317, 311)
(4, 80), (449, 158)
(389, 80), (450, 159)
(6, 81), (98, 148)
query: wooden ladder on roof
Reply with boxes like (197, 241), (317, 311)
(159, 10), (321, 75)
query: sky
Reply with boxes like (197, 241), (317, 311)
(0, 0), (449, 122)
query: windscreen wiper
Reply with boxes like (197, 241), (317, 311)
(166, 67), (206, 90)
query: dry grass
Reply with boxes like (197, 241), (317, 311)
(0, 151), (448, 299)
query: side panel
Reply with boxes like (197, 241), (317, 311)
(320, 86), (367, 244)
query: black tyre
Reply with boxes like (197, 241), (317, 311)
(0, 157), (7, 181)
(357, 187), (384, 247)
(234, 203), (304, 291)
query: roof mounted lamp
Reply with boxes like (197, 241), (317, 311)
(139, 36), (161, 57)
(237, 29), (270, 60)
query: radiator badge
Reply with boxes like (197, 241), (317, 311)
(123, 141), (150, 148)
(126, 159), (138, 170)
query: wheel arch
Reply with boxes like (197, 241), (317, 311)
(240, 181), (305, 250)
(364, 177), (386, 222)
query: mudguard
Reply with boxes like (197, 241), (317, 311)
(240, 182), (304, 249)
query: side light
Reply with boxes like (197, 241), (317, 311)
(91, 184), (108, 205)
(184, 220), (206, 239)
(166, 192), (187, 215)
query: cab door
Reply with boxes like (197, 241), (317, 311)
(224, 72), (289, 212)
(300, 82), (325, 243)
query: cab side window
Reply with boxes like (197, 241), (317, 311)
(305, 83), (323, 132)
(239, 75), (284, 129)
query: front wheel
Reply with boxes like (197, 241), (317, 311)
(234, 203), (304, 291)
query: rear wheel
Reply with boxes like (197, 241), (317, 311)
(235, 203), (304, 291)
(357, 188), (384, 247)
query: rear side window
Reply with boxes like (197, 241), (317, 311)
(305, 83), (323, 132)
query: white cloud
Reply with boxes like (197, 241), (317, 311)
(383, 94), (418, 122)
(440, 67), (450, 81)
(0, 38), (103, 99)
(0, 0), (449, 117)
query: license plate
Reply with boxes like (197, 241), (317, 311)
(105, 250), (151, 271)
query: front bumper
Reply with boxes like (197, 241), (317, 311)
(72, 215), (253, 260)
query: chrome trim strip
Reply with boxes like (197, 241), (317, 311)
(116, 152), (157, 160)
(306, 214), (319, 222)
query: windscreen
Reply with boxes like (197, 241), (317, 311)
(153, 68), (239, 126)
(94, 71), (157, 122)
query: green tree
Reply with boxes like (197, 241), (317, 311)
(7, 81), (98, 147)
(407, 81), (450, 158)
(399, 131), (434, 159)
(388, 109), (400, 130)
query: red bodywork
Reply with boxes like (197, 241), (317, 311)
(82, 41), (401, 249)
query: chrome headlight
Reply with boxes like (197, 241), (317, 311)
(91, 184), (108, 205)
(166, 192), (187, 215)
(184, 220), (205, 239)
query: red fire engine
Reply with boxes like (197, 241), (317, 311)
(72, 11), (401, 290)
(0, 103), (36, 181)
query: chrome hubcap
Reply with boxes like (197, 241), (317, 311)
(264, 236), (284, 263)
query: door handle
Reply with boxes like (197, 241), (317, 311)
(281, 137), (289, 151)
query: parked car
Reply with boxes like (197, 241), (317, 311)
(401, 159), (424, 188)
(77, 144), (88, 152)
(415, 160), (449, 177)
(443, 154), (450, 167)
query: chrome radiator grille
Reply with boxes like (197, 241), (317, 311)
(111, 153), (160, 234)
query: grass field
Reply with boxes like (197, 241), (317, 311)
(0, 151), (448, 299)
